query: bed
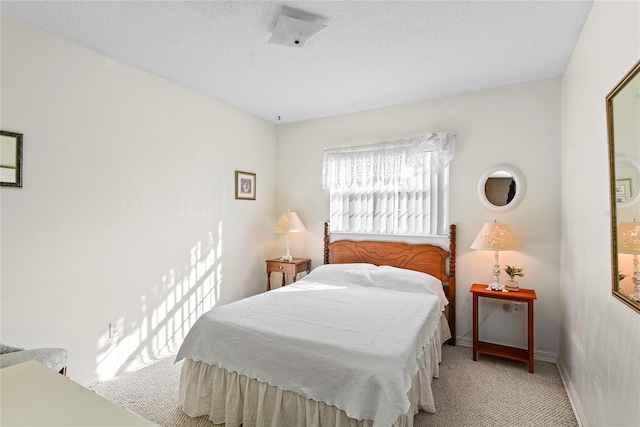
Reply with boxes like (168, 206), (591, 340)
(176, 223), (456, 427)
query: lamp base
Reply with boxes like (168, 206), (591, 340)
(486, 281), (508, 292)
(485, 251), (508, 292)
(629, 260), (640, 302)
(280, 234), (293, 262)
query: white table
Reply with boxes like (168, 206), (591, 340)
(1, 360), (157, 426)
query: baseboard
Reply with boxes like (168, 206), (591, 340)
(74, 353), (175, 388)
(456, 336), (558, 363)
(75, 373), (100, 388)
(456, 336), (473, 347)
(557, 357), (587, 427)
(532, 349), (558, 364)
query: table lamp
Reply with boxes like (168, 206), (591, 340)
(470, 221), (522, 292)
(618, 221), (640, 302)
(274, 211), (306, 261)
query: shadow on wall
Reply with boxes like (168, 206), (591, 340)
(94, 221), (224, 381)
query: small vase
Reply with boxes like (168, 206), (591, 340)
(505, 278), (520, 292)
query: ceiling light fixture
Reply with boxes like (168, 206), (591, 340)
(268, 15), (327, 49)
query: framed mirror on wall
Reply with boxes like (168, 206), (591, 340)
(477, 163), (526, 213)
(607, 58), (640, 313)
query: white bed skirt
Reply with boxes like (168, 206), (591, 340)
(179, 314), (451, 427)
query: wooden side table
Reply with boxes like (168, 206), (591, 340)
(266, 258), (311, 291)
(470, 283), (537, 372)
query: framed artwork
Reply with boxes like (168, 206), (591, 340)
(235, 171), (256, 200)
(616, 178), (632, 203)
(1, 130), (23, 187)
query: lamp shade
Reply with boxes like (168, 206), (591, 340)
(618, 222), (640, 254)
(470, 222), (522, 251)
(274, 211), (306, 233)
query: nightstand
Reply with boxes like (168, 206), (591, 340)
(470, 283), (537, 372)
(266, 258), (311, 291)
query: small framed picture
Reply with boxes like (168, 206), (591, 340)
(235, 171), (256, 200)
(616, 178), (632, 200)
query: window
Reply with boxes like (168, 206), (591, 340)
(323, 133), (454, 236)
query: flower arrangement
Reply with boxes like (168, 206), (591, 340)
(504, 265), (524, 280)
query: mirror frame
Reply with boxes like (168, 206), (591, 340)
(607, 59), (640, 314)
(0, 130), (23, 188)
(477, 163), (526, 213)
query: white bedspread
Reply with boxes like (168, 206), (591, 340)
(176, 263), (447, 427)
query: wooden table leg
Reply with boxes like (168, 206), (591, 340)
(267, 271), (271, 291)
(473, 293), (478, 361)
(528, 299), (534, 373)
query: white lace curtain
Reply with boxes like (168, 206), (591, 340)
(323, 132), (455, 236)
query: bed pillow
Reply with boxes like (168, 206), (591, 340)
(303, 263), (378, 286)
(303, 263), (448, 310)
(370, 265), (448, 310)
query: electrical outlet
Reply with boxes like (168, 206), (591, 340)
(109, 322), (120, 338)
(512, 302), (522, 317)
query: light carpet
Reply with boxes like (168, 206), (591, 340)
(90, 345), (577, 426)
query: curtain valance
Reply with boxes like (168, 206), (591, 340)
(322, 132), (455, 190)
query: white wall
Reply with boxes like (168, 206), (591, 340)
(559, 1), (640, 425)
(0, 17), (276, 384)
(275, 79), (562, 360)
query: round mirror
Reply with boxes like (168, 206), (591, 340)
(477, 164), (526, 213)
(614, 154), (640, 211)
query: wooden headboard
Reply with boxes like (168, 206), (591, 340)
(323, 222), (456, 346)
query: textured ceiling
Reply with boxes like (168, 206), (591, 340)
(1, 1), (593, 124)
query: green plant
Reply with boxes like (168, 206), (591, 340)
(504, 265), (524, 279)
